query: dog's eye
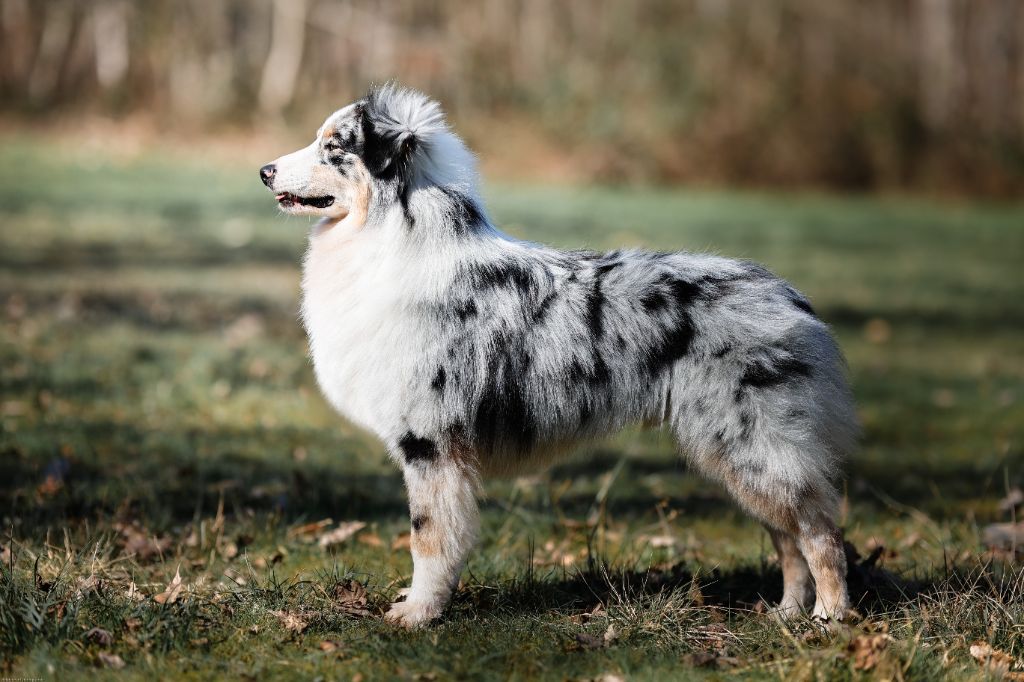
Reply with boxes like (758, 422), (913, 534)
(324, 141), (341, 153)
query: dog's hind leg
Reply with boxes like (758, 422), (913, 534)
(687, 446), (850, 621)
(385, 447), (481, 628)
(766, 525), (814, 617)
(729, 476), (849, 621)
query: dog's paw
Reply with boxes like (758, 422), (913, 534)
(384, 599), (443, 629)
(768, 599), (806, 621)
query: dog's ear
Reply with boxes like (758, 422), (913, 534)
(357, 84), (446, 182)
(359, 102), (417, 180)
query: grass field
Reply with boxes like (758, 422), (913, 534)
(1, 138), (1023, 680)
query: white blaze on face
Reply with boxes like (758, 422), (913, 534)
(269, 141), (321, 199)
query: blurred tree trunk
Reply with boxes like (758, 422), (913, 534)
(93, 0), (129, 90)
(259, 0), (307, 114)
(28, 0), (74, 102)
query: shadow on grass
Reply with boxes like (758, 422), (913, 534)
(460, 542), (928, 619)
(1, 421), (407, 530)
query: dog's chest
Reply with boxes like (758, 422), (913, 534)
(299, 228), (420, 437)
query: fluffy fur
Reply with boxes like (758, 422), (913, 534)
(259, 84), (859, 627)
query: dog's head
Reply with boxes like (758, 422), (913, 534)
(260, 84), (479, 229)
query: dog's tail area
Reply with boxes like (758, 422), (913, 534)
(361, 82), (478, 193)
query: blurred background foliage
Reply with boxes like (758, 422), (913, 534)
(2, 0), (1024, 194)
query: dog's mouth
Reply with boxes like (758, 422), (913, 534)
(276, 192), (335, 209)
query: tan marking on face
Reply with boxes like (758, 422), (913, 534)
(321, 126), (336, 141)
(347, 162), (371, 229)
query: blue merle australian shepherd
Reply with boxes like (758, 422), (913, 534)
(259, 84), (859, 627)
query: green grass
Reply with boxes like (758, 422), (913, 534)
(1, 136), (1023, 680)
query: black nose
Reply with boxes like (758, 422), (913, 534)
(259, 164), (276, 188)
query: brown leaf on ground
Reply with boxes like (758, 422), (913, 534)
(392, 532), (411, 550)
(153, 566), (184, 605)
(96, 652), (125, 669)
(287, 518), (333, 541)
(85, 627), (114, 647)
(999, 488), (1024, 513)
(270, 609), (308, 634)
(849, 633), (892, 671)
(317, 521), (367, 549)
(983, 523), (1024, 550)
(358, 532), (384, 547)
(36, 474), (64, 499)
(569, 603), (606, 625)
(574, 632), (605, 650)
(0, 543), (10, 565)
(115, 521), (173, 562)
(970, 642), (1024, 679)
(332, 580), (372, 617)
(124, 581), (144, 601)
(319, 639), (343, 653)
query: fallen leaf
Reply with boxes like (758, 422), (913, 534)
(96, 652), (125, 669)
(318, 521), (367, 549)
(319, 639), (342, 652)
(0, 544), (10, 565)
(970, 642), (1024, 678)
(124, 581), (144, 601)
(603, 624), (619, 646)
(115, 521), (172, 562)
(863, 318), (891, 344)
(1000, 488), (1024, 513)
(849, 633), (892, 671)
(153, 566), (184, 605)
(219, 540), (239, 560)
(358, 532), (384, 547)
(288, 518), (333, 541)
(574, 632), (605, 650)
(125, 617), (142, 632)
(983, 523), (1024, 550)
(392, 532), (411, 550)
(646, 534), (676, 548)
(270, 609), (308, 634)
(85, 627), (114, 647)
(595, 674), (625, 682)
(332, 580), (372, 617)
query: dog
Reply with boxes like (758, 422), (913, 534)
(259, 84), (859, 628)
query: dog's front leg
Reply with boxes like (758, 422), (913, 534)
(385, 458), (480, 628)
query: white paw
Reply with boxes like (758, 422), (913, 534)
(768, 598), (806, 621)
(384, 599), (443, 629)
(811, 601), (850, 622)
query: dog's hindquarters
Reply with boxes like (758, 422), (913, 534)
(670, 315), (858, 619)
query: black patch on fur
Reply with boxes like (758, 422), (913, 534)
(739, 355), (812, 389)
(411, 515), (428, 532)
(641, 276), (704, 374)
(712, 345), (732, 359)
(532, 291), (557, 323)
(738, 411), (754, 441)
(585, 275), (605, 337)
(398, 432), (438, 463)
(399, 185), (415, 227)
(473, 336), (535, 453)
(359, 95), (418, 182)
(790, 296), (816, 317)
(471, 261), (535, 293)
(567, 354), (610, 386)
(453, 299), (478, 322)
(440, 186), (485, 231)
(430, 367), (446, 394)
